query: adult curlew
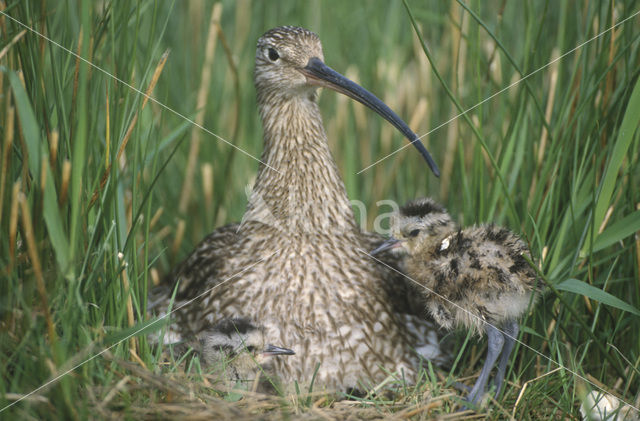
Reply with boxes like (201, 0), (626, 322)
(372, 198), (538, 405)
(154, 26), (442, 392)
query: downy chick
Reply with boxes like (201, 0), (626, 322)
(199, 318), (295, 392)
(373, 198), (537, 405)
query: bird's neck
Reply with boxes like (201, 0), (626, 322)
(243, 93), (359, 236)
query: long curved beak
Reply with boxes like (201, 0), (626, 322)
(301, 57), (440, 177)
(262, 344), (295, 356)
(370, 238), (402, 256)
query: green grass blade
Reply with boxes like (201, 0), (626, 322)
(557, 278), (640, 317)
(43, 162), (70, 273)
(68, 1), (92, 272)
(592, 210), (640, 253)
(6, 68), (42, 182)
(6, 67), (70, 272)
(103, 316), (170, 344)
(582, 77), (640, 256)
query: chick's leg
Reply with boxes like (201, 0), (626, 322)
(493, 319), (519, 397)
(466, 324), (504, 405)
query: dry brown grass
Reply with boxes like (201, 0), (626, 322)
(78, 352), (550, 420)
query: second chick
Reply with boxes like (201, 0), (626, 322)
(372, 198), (538, 406)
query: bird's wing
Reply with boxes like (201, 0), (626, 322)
(147, 223), (242, 343)
(471, 224), (539, 293)
(167, 223), (241, 301)
(148, 223), (241, 313)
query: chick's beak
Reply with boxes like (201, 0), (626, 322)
(300, 57), (440, 177)
(370, 238), (402, 256)
(262, 344), (295, 357)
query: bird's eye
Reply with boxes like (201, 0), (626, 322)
(246, 345), (256, 352)
(408, 229), (420, 238)
(267, 47), (279, 62)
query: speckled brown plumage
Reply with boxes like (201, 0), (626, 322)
(377, 197), (538, 405)
(152, 27), (444, 392)
(199, 318), (294, 392)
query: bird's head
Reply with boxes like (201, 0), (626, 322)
(200, 318), (294, 380)
(371, 198), (456, 256)
(255, 26), (324, 95)
(254, 26), (439, 176)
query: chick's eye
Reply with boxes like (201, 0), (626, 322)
(267, 47), (279, 61)
(408, 229), (420, 238)
(246, 345), (256, 352)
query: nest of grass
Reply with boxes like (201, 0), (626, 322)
(83, 352), (477, 420)
(87, 349), (598, 420)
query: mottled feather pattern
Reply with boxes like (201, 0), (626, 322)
(394, 200), (538, 335)
(169, 223), (241, 301)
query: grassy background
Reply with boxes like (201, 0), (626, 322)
(1, 0), (639, 418)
